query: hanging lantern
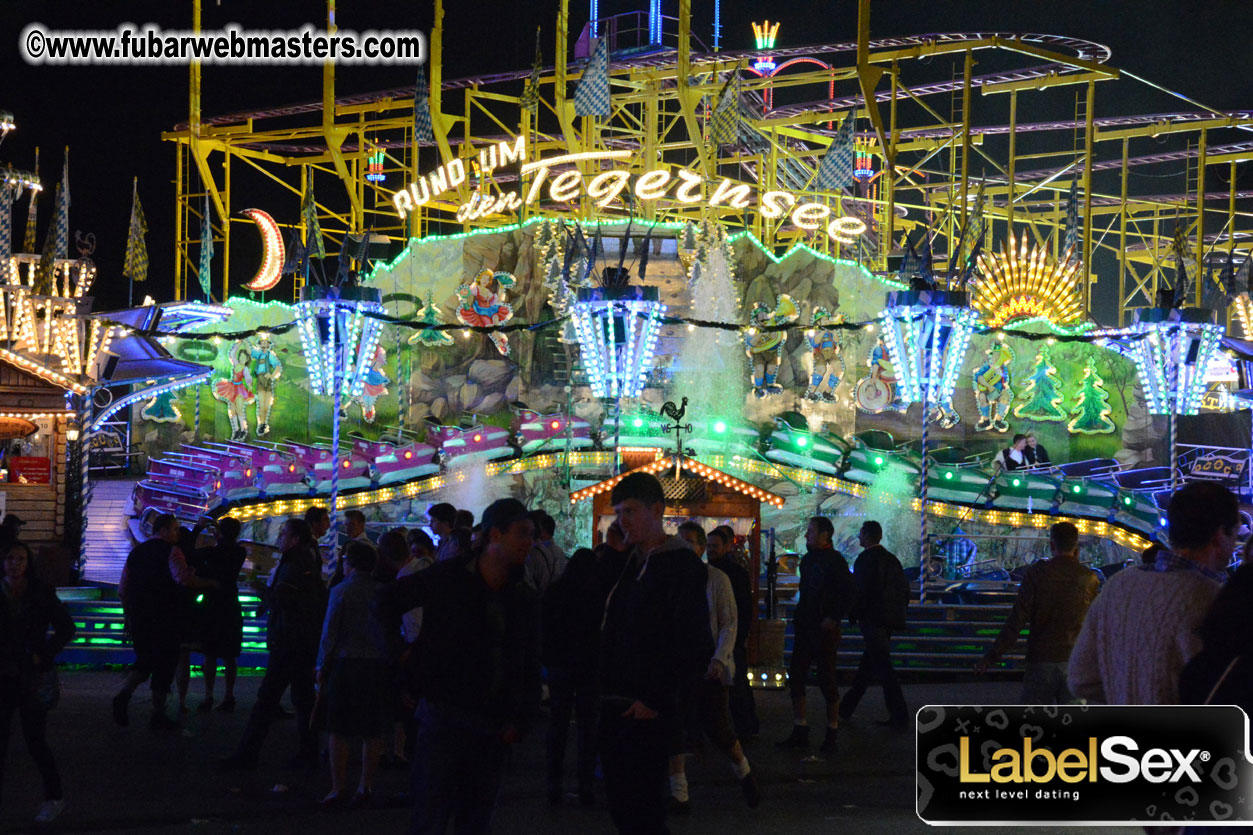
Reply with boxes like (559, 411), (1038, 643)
(366, 150), (386, 184)
(571, 276), (666, 400)
(1111, 308), (1224, 416)
(295, 285), (385, 398)
(877, 290), (978, 415)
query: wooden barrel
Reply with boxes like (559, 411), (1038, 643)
(749, 618), (787, 667)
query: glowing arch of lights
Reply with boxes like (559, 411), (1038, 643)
(972, 233), (1085, 329)
(745, 57), (836, 113)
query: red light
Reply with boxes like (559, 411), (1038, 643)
(245, 469), (252, 478)
(550, 421), (560, 430)
(342, 460), (351, 469)
(288, 464), (296, 473)
(473, 433), (482, 443)
(404, 450), (413, 460)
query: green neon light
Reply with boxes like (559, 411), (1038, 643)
(727, 230), (909, 291)
(996, 316), (1096, 337)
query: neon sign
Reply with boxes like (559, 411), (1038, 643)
(393, 137), (868, 246)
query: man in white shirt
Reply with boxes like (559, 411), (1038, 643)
(993, 434), (1029, 472)
(668, 522), (760, 812)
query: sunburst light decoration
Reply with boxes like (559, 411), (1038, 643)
(973, 233), (1085, 330)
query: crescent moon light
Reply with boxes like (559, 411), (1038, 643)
(241, 208), (285, 292)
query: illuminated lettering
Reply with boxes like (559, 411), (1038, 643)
(674, 169), (704, 203)
(393, 189), (414, 218)
(709, 178), (752, 209)
(399, 142), (871, 246)
(792, 202), (831, 229)
(827, 215), (867, 245)
(634, 169), (671, 201)
(549, 170), (584, 203)
(587, 171), (632, 208)
(760, 190), (796, 219)
(498, 135), (527, 166)
(447, 159), (466, 188)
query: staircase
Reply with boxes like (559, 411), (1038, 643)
(59, 589), (270, 668)
(752, 582), (1026, 689)
(81, 478), (139, 586)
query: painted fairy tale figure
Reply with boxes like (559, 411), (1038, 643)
(804, 307), (845, 402)
(972, 341), (1016, 433)
(456, 268), (516, 357)
(213, 341), (255, 440)
(745, 294), (799, 397)
(249, 332), (282, 437)
(358, 344), (389, 424)
(140, 387), (181, 424)
(855, 335), (905, 413)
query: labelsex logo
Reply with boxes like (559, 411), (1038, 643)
(960, 736), (1207, 785)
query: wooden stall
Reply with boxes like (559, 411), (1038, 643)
(0, 357), (75, 569)
(570, 454), (784, 663)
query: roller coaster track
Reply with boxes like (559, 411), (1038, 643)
(182, 31), (1113, 133)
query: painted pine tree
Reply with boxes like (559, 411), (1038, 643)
(409, 291), (454, 347)
(1067, 359), (1116, 434)
(1013, 346), (1066, 421)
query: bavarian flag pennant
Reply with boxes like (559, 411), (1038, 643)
(413, 64), (434, 144)
(198, 192), (214, 301)
(520, 28), (542, 115)
(22, 147), (38, 254)
(1062, 175), (1081, 263)
(35, 183), (59, 294)
(53, 149), (69, 259)
(574, 37), (610, 117)
(302, 170), (325, 260)
(122, 177), (149, 283)
(812, 113), (856, 191)
(708, 69), (741, 146)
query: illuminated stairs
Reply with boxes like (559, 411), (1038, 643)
(757, 588), (1026, 688)
(59, 587), (271, 668)
(81, 478), (141, 586)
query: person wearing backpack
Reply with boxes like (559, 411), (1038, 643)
(839, 521), (909, 728)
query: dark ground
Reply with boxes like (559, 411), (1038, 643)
(0, 673), (1131, 834)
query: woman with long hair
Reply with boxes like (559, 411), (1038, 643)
(0, 543), (75, 824)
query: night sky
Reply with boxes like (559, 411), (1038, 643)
(1, 0), (1251, 321)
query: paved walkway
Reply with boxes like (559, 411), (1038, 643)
(0, 672), (1128, 834)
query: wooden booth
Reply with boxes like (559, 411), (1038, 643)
(570, 453), (784, 663)
(0, 355), (77, 578)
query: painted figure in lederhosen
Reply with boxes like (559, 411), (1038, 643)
(214, 341), (255, 441)
(456, 268), (516, 357)
(745, 294), (799, 397)
(804, 307), (845, 402)
(972, 341), (1015, 433)
(249, 332), (282, 437)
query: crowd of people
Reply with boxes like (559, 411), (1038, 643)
(4, 473), (1253, 830)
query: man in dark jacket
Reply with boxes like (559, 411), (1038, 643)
(839, 520), (909, 727)
(707, 528), (759, 738)
(777, 516), (855, 754)
(381, 498), (540, 835)
(220, 518), (326, 769)
(600, 472), (712, 835)
(114, 514), (218, 730)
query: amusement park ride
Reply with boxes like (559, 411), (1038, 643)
(8, 0), (1253, 612)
